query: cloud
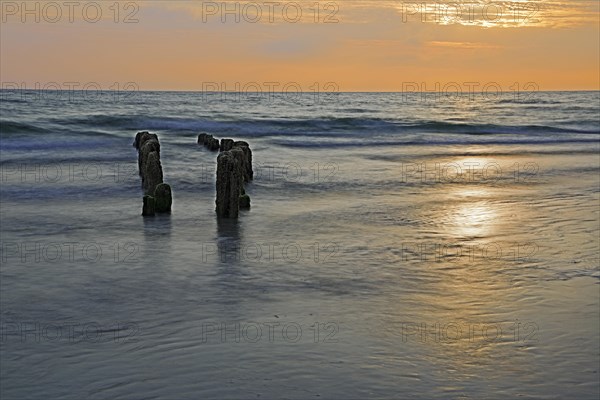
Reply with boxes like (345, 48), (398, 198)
(390, 0), (598, 29)
(427, 41), (502, 50)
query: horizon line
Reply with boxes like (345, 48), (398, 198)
(1, 89), (599, 93)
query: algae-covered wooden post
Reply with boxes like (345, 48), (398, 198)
(134, 131), (172, 216)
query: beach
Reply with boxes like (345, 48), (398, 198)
(1, 90), (599, 399)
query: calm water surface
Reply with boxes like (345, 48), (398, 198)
(1, 91), (599, 399)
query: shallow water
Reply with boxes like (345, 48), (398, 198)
(1, 91), (599, 399)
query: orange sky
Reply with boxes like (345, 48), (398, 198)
(1, 0), (599, 91)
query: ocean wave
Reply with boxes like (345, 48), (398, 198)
(496, 99), (564, 105)
(271, 137), (600, 149)
(53, 114), (140, 129)
(0, 97), (29, 104)
(0, 153), (133, 166)
(109, 116), (600, 136)
(0, 120), (50, 134)
(4, 113), (599, 141)
(0, 135), (125, 151)
(364, 148), (600, 160)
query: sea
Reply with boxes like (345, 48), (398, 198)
(1, 90), (599, 399)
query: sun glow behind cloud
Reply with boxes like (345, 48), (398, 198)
(384, 0), (598, 28)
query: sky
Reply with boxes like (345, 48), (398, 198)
(1, 0), (599, 91)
